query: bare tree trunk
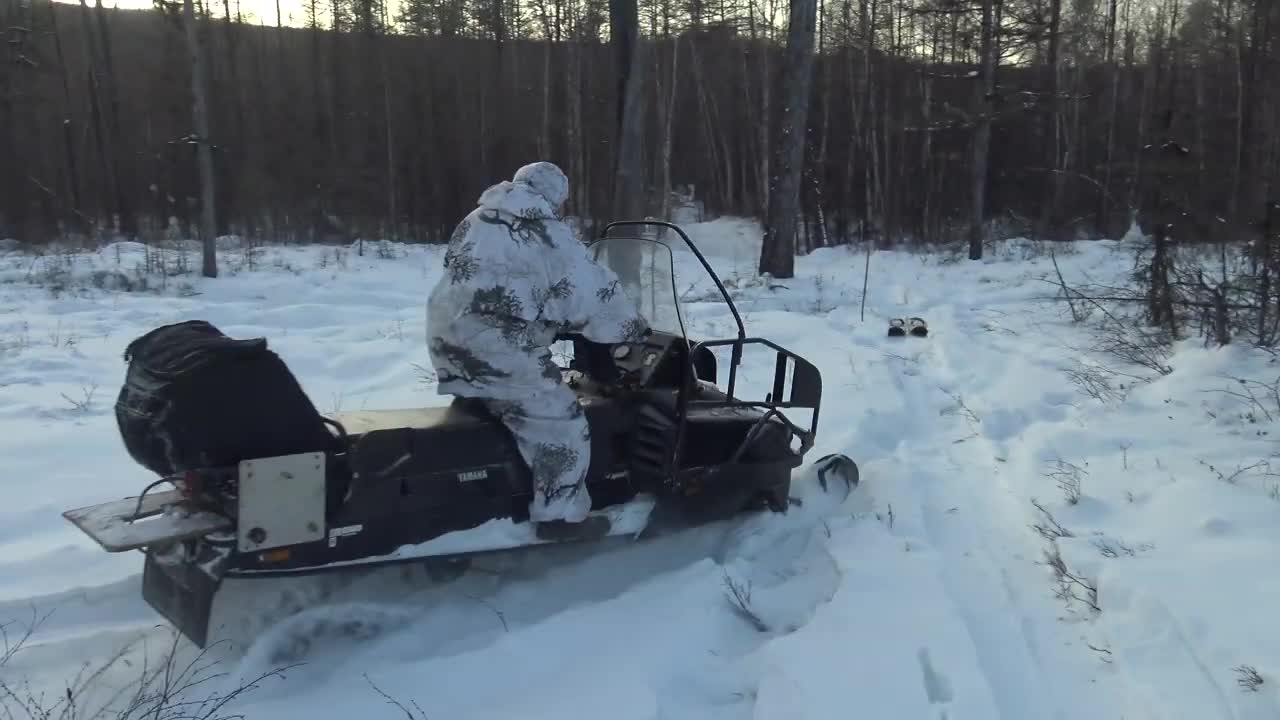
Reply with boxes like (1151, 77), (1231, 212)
(78, 0), (114, 234)
(816, 0), (830, 170)
(221, 0), (248, 233)
(659, 36), (679, 221)
(690, 41), (725, 206)
(1100, 0), (1121, 234)
(1230, 0), (1245, 218)
(1037, 0), (1062, 239)
(968, 0), (996, 260)
(608, 0), (647, 287)
(327, 0), (343, 221)
(760, 0), (818, 278)
(864, 0), (880, 244)
(566, 30), (585, 214)
(0, 0), (15, 239)
(747, 0), (770, 215)
(610, 0), (647, 221)
(184, 0), (217, 277)
(921, 73), (933, 240)
(1238, 0), (1273, 226)
(94, 0), (132, 235)
(540, 40), (552, 158)
(48, 0), (84, 231)
(381, 2), (397, 238)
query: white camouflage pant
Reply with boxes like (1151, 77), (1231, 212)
(482, 384), (593, 523)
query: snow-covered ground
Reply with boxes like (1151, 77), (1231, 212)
(3, 220), (1279, 719)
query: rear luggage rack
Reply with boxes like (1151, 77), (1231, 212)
(63, 489), (232, 552)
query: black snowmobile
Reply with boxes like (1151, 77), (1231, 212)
(63, 221), (856, 648)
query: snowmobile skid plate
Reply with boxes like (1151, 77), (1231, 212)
(63, 490), (232, 552)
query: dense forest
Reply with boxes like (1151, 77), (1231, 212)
(1, 0), (1277, 268)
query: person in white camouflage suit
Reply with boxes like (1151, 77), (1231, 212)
(426, 161), (649, 529)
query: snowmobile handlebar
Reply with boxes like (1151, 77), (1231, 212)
(557, 333), (623, 384)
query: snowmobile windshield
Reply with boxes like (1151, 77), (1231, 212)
(590, 236), (683, 338)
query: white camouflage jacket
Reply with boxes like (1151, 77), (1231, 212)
(426, 162), (648, 400)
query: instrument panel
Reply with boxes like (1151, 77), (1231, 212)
(564, 330), (684, 392)
(609, 332), (675, 387)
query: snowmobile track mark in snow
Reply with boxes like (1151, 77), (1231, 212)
(917, 647), (955, 705)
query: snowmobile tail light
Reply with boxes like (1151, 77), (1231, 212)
(258, 548), (291, 564)
(178, 470), (203, 498)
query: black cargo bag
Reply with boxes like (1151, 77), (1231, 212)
(115, 320), (339, 477)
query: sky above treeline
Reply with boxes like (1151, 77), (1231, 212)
(60, 0), (334, 28)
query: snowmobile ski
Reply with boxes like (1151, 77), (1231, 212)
(813, 453), (859, 493)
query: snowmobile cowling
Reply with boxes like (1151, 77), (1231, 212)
(62, 220), (853, 649)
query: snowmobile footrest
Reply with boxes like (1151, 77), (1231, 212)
(534, 515), (612, 543)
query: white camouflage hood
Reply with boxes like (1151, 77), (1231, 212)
(476, 161), (569, 219)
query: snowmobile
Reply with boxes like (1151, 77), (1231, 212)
(62, 220), (856, 649)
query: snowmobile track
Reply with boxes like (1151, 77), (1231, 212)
(869, 304), (1084, 720)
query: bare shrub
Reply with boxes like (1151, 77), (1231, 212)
(1234, 665), (1263, 692)
(940, 388), (981, 426)
(1043, 545), (1100, 613)
(1063, 360), (1127, 404)
(373, 240), (401, 260)
(60, 383), (99, 414)
(2, 610), (296, 720)
(411, 362), (438, 386)
(364, 675), (430, 719)
(1198, 458), (1277, 485)
(1092, 535), (1152, 558)
(1092, 324), (1174, 376)
(1045, 458), (1087, 505)
(1206, 375), (1280, 423)
(722, 570), (769, 633)
(1030, 499), (1074, 541)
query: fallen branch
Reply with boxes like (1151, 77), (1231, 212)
(1043, 545), (1100, 613)
(365, 674), (430, 719)
(723, 571), (769, 633)
(1030, 499), (1074, 540)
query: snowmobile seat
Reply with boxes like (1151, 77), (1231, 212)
(330, 398), (537, 525)
(330, 396), (631, 523)
(330, 399), (495, 436)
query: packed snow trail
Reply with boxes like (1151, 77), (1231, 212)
(4, 225), (1280, 719)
